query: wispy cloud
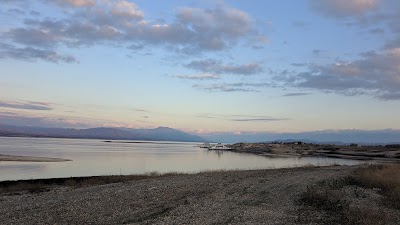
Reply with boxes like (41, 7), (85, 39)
(176, 73), (220, 80)
(309, 0), (377, 17)
(0, 111), (17, 115)
(193, 82), (275, 92)
(283, 93), (312, 97)
(186, 59), (263, 75)
(312, 49), (323, 56)
(226, 115), (288, 122)
(1, 0), (27, 4)
(291, 62), (308, 67)
(369, 27), (385, 35)
(0, 43), (77, 63)
(132, 108), (150, 113)
(193, 84), (259, 92)
(0, 100), (53, 110)
(229, 118), (288, 122)
(8, 8), (25, 15)
(196, 113), (288, 122)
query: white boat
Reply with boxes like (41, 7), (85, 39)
(198, 142), (211, 148)
(208, 143), (233, 150)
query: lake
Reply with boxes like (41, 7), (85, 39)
(0, 137), (360, 181)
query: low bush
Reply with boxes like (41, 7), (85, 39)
(299, 164), (400, 225)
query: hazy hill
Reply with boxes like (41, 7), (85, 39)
(3, 123), (399, 144)
(121, 126), (205, 142)
(0, 124), (205, 142)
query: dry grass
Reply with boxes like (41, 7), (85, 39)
(300, 182), (389, 225)
(354, 164), (400, 209)
(300, 178), (352, 225)
(299, 164), (400, 225)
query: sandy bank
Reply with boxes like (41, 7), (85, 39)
(0, 154), (71, 162)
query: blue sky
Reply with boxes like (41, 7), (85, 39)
(1, 0), (400, 134)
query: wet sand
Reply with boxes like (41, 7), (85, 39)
(0, 154), (71, 162)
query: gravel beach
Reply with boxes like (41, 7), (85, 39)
(0, 166), (356, 225)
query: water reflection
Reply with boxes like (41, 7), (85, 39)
(0, 162), (49, 181)
(207, 149), (225, 159)
(0, 137), (360, 181)
(0, 162), (46, 171)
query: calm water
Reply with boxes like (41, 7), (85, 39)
(0, 137), (360, 181)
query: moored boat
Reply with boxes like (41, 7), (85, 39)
(208, 143), (233, 150)
(198, 142), (211, 148)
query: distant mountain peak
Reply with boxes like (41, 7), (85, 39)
(155, 126), (172, 130)
(0, 124), (206, 142)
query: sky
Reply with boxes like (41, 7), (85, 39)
(1, 0), (400, 135)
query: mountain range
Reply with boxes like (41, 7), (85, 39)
(1, 123), (400, 144)
(0, 124), (205, 142)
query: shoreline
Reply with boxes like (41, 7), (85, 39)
(0, 154), (71, 162)
(225, 142), (400, 162)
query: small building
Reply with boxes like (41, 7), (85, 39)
(349, 143), (362, 147)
